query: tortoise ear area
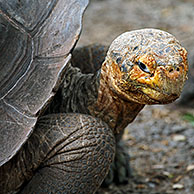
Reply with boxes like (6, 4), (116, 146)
(110, 51), (120, 59)
(116, 57), (122, 64)
(119, 60), (134, 73)
(110, 51), (123, 64)
(133, 45), (139, 51)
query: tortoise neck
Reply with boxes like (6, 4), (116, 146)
(58, 64), (100, 115)
(88, 61), (145, 134)
(59, 63), (144, 134)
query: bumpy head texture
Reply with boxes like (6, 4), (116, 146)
(103, 28), (188, 104)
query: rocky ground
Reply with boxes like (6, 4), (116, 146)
(97, 105), (194, 194)
(77, 0), (194, 193)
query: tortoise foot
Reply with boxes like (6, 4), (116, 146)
(102, 140), (131, 186)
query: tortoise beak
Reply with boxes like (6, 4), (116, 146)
(142, 63), (188, 104)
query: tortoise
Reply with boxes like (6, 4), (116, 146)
(0, 0), (188, 193)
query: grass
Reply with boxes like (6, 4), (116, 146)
(182, 113), (194, 126)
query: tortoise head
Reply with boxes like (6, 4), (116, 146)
(102, 28), (188, 104)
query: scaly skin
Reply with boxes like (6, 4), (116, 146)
(91, 28), (187, 131)
(0, 114), (115, 194)
(60, 29), (188, 134)
(58, 28), (188, 185)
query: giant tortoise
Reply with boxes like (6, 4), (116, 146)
(0, 0), (188, 193)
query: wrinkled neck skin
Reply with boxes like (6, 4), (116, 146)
(59, 63), (144, 134)
(88, 62), (144, 134)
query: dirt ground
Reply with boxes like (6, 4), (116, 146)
(77, 0), (194, 193)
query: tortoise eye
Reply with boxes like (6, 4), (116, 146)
(137, 61), (150, 73)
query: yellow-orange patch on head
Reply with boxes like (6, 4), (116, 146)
(129, 65), (146, 81)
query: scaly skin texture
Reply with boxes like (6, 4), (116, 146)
(0, 114), (115, 194)
(58, 29), (188, 185)
(60, 29), (188, 134)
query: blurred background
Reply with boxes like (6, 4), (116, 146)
(77, 0), (194, 193)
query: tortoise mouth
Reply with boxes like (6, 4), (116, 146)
(117, 81), (180, 104)
(139, 86), (179, 104)
(116, 80), (180, 105)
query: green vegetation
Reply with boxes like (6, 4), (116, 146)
(182, 113), (194, 126)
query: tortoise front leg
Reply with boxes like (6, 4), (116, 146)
(19, 113), (115, 194)
(102, 137), (131, 186)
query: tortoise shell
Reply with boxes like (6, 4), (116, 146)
(0, 0), (88, 166)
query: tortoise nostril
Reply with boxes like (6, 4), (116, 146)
(169, 69), (173, 73)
